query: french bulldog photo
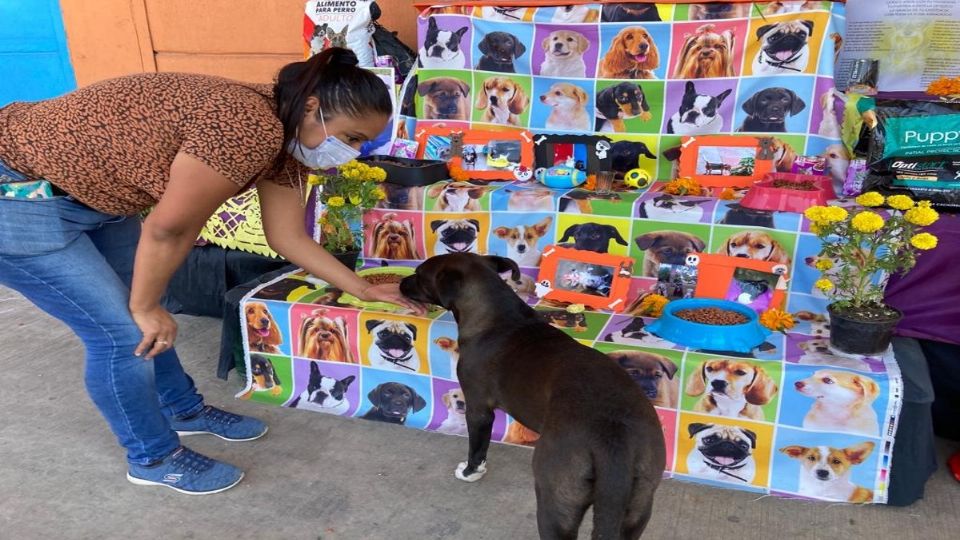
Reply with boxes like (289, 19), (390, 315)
(288, 363), (355, 416)
(418, 16), (469, 69)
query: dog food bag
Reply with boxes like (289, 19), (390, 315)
(862, 99), (960, 209)
(304, 1), (379, 66)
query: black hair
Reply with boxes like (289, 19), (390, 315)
(272, 47), (392, 173)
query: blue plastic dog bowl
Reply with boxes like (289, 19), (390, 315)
(646, 298), (769, 353)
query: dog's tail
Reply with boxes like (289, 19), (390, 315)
(590, 441), (634, 540)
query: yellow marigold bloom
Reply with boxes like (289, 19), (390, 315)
(823, 206), (849, 222)
(904, 206), (939, 226)
(327, 196), (345, 207)
(306, 173), (324, 186)
(718, 187), (737, 200)
(370, 167), (387, 182)
(851, 211), (884, 233)
(886, 194), (915, 211)
(910, 232), (938, 250)
(638, 294), (669, 317)
(348, 194), (361, 205)
(814, 278), (834, 292)
(809, 222), (824, 235)
(373, 187), (386, 200)
(815, 258), (833, 271)
(565, 303), (586, 314)
(760, 309), (795, 332)
(855, 191), (885, 207)
(804, 206), (829, 223)
(918, 200), (933, 209)
(927, 76), (960, 96)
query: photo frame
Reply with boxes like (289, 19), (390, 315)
(537, 245), (634, 312)
(678, 135), (775, 188)
(533, 134), (613, 175)
(684, 253), (789, 313)
(416, 127), (535, 181)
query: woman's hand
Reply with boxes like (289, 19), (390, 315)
(130, 305), (178, 359)
(361, 283), (428, 315)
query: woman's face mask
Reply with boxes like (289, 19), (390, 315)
(287, 107), (360, 170)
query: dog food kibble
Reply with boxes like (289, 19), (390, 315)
(362, 273), (404, 285)
(772, 179), (817, 191)
(675, 307), (748, 325)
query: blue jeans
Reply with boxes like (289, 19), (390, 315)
(0, 191), (204, 465)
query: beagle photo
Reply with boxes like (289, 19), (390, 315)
(686, 359), (779, 420)
(475, 76), (528, 126)
(718, 231), (792, 265)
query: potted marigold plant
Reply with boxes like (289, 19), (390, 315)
(308, 159), (387, 269)
(805, 192), (939, 355)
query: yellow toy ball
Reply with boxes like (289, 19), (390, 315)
(623, 168), (651, 189)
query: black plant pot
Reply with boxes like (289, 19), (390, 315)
(332, 250), (360, 271)
(828, 303), (902, 356)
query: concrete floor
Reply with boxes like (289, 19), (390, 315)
(1, 286), (958, 540)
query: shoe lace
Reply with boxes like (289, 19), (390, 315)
(201, 406), (242, 425)
(169, 447), (216, 475)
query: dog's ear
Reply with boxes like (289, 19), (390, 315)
(637, 142), (657, 160)
(715, 88), (733, 105)
(493, 226), (511, 239)
(467, 219), (480, 231)
(541, 34), (551, 53)
(600, 31), (632, 78)
(442, 391), (452, 409)
(765, 239), (789, 263)
(741, 428), (758, 449)
(309, 362), (321, 376)
(508, 83), (528, 115)
(427, 184), (445, 199)
(659, 358), (679, 379)
(474, 82), (489, 109)
(685, 362), (707, 396)
(755, 23), (775, 41)
(576, 32), (590, 53)
(485, 255), (521, 282)
(672, 33), (698, 78)
(340, 375), (356, 389)
(844, 441), (876, 465)
(745, 366), (778, 405)
(457, 80), (470, 98)
(559, 224), (581, 243)
(779, 445), (807, 459)
(690, 235), (707, 253)
(512, 37), (526, 59)
(430, 220), (446, 233)
(467, 187), (486, 200)
(417, 80), (436, 97)
(367, 384), (384, 407)
(572, 85), (588, 104)
(742, 92), (759, 115)
(801, 19), (815, 36)
(786, 89), (806, 116)
(853, 375), (880, 400)
(603, 225), (629, 246)
(687, 422), (712, 438)
(634, 232), (661, 251)
(365, 319), (383, 333)
(427, 16), (438, 31)
(478, 33), (491, 55)
(533, 216), (553, 236)
(684, 80), (696, 96)
(404, 323), (418, 341)
(638, 86), (651, 113)
(266, 316), (283, 346)
(409, 387), (427, 413)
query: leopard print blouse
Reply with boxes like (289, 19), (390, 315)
(0, 72), (303, 215)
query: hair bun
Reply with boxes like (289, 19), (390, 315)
(328, 47), (360, 68)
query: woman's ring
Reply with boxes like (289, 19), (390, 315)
(156, 340), (170, 346)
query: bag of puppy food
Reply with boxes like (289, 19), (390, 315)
(303, 1), (380, 66)
(861, 99), (960, 209)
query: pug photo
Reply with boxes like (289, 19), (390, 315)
(686, 423), (757, 483)
(431, 219), (481, 255)
(752, 20), (815, 75)
(365, 320), (421, 373)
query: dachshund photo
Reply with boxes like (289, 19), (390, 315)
(595, 82), (652, 132)
(599, 26), (661, 79)
(673, 24), (736, 79)
(476, 31), (526, 73)
(685, 359), (779, 420)
(246, 302), (282, 354)
(738, 87), (806, 133)
(718, 231), (792, 265)
(243, 354), (283, 397)
(298, 308), (353, 363)
(418, 77), (470, 121)
(475, 76), (528, 126)
(601, 2), (662, 22)
(540, 29), (590, 78)
(371, 212), (419, 260)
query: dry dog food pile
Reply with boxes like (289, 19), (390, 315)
(772, 179), (817, 191)
(675, 307), (748, 325)
(362, 273), (404, 285)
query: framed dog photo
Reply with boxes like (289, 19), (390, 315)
(537, 245), (634, 312)
(447, 129), (536, 181)
(533, 134), (613, 174)
(678, 135), (774, 188)
(654, 262), (699, 301)
(685, 253), (789, 313)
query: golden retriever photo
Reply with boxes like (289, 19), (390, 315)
(475, 76), (528, 126)
(673, 24), (736, 79)
(599, 26), (661, 79)
(371, 212), (419, 260)
(686, 359), (779, 420)
(540, 29), (590, 78)
(298, 308), (353, 363)
(718, 231), (792, 265)
(246, 302), (282, 354)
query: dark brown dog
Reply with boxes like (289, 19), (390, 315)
(400, 254), (665, 539)
(418, 77), (471, 121)
(634, 231), (706, 277)
(606, 350), (679, 408)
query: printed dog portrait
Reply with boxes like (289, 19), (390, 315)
(475, 76), (528, 126)
(795, 370), (880, 435)
(361, 382), (427, 425)
(602, 3), (662, 22)
(638, 194), (712, 223)
(372, 212), (419, 260)
(718, 203), (776, 228)
(246, 302), (282, 354)
(297, 309), (352, 363)
(505, 187), (556, 212)
(686, 359), (779, 420)
(666, 81), (732, 135)
(418, 77), (470, 121)
(540, 30), (590, 78)
(609, 140), (657, 177)
(738, 87), (806, 133)
(606, 350), (679, 408)
(673, 24), (736, 79)
(436, 388), (468, 436)
(476, 31), (527, 73)
(599, 26), (661, 79)
(541, 82), (591, 131)
(365, 320), (421, 373)
(551, 4), (599, 23)
(418, 16), (469, 69)
(718, 231), (792, 265)
(537, 310), (588, 333)
(595, 82), (652, 132)
(764, 1), (824, 15)
(559, 222), (629, 254)
(244, 354), (283, 397)
(796, 338), (872, 371)
(689, 3), (752, 19)
(494, 216), (553, 267)
(687, 423), (757, 483)
(289, 363), (355, 415)
(780, 442), (876, 502)
(435, 336), (460, 377)
(635, 230), (707, 277)
(431, 219), (481, 255)
(428, 182), (486, 212)
(752, 20), (814, 75)
(603, 315), (673, 348)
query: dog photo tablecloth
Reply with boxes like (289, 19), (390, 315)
(237, 173), (903, 504)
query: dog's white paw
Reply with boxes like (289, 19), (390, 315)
(454, 461), (487, 482)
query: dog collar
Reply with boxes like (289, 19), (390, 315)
(703, 457), (749, 482)
(760, 50), (803, 72)
(383, 351), (416, 371)
(492, 7), (522, 20)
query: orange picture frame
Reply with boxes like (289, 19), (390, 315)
(677, 135), (775, 188)
(415, 126), (535, 181)
(537, 245), (634, 313)
(686, 253), (789, 311)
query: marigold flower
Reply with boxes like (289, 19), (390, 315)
(760, 308), (795, 332)
(904, 206), (939, 226)
(348, 194), (361, 205)
(566, 303), (586, 314)
(815, 258), (834, 272)
(927, 76), (960, 96)
(804, 206), (829, 223)
(851, 211), (884, 233)
(886, 194), (915, 211)
(584, 174), (597, 190)
(638, 294), (669, 317)
(910, 232), (938, 250)
(823, 206), (849, 222)
(664, 177), (704, 196)
(327, 196), (345, 207)
(718, 187), (737, 200)
(814, 278), (834, 292)
(373, 187), (386, 200)
(855, 192), (885, 207)
(448, 165), (469, 182)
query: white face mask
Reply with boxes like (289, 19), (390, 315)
(287, 107), (360, 170)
